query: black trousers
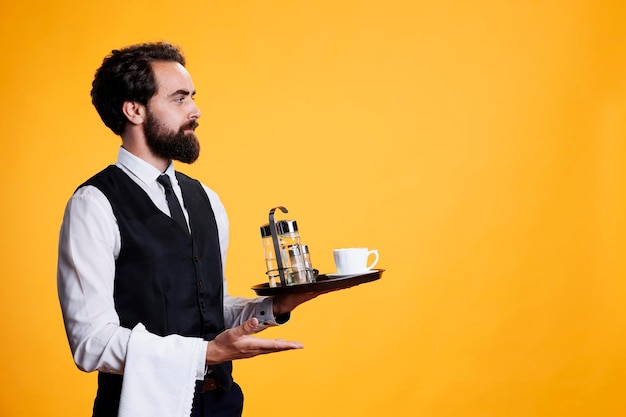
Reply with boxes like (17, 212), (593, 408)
(190, 381), (244, 417)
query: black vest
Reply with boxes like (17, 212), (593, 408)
(81, 166), (232, 417)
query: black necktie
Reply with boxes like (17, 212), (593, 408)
(157, 174), (189, 235)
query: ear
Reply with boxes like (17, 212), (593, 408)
(122, 101), (146, 125)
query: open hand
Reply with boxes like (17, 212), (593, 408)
(205, 317), (303, 365)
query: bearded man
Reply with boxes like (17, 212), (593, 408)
(57, 42), (318, 417)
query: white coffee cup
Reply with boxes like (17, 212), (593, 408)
(333, 248), (379, 275)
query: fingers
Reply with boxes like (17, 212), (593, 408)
(227, 317), (262, 338)
(254, 339), (304, 352)
(241, 332), (303, 352)
(234, 324), (304, 354)
(241, 317), (260, 335)
(234, 318), (304, 348)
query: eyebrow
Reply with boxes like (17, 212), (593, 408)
(169, 89), (196, 98)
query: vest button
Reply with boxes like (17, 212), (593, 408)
(198, 280), (203, 288)
(193, 256), (200, 262)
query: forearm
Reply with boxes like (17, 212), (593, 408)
(223, 294), (284, 329)
(69, 322), (131, 374)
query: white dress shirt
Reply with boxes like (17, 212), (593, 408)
(57, 147), (278, 378)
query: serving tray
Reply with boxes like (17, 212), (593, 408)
(251, 269), (384, 296)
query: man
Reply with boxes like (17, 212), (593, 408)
(57, 42), (319, 417)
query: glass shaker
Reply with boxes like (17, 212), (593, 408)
(260, 223), (280, 287)
(301, 244), (316, 282)
(260, 220), (309, 286)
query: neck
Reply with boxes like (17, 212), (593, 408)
(121, 127), (171, 173)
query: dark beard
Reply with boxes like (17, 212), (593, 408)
(144, 113), (200, 164)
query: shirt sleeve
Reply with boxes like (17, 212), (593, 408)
(57, 186), (206, 379)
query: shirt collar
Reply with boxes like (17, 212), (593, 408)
(116, 147), (175, 186)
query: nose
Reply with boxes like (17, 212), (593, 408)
(190, 101), (201, 120)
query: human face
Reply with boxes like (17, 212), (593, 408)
(144, 61), (202, 163)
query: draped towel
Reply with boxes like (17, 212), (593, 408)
(118, 324), (206, 417)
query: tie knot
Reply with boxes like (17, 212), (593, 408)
(157, 174), (173, 190)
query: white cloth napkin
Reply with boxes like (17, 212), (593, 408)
(118, 323), (206, 417)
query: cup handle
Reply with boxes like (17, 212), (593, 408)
(366, 249), (379, 270)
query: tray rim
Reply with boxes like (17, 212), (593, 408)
(251, 269), (384, 296)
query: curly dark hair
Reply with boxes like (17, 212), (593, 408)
(91, 42), (186, 135)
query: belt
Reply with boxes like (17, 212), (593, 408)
(201, 376), (220, 392)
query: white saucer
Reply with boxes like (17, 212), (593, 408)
(326, 269), (376, 278)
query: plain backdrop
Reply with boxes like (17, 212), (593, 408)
(1, 1), (625, 416)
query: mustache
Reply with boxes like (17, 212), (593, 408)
(183, 120), (199, 130)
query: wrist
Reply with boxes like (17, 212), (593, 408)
(205, 340), (220, 366)
(271, 296), (292, 324)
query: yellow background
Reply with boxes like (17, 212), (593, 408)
(1, 1), (625, 416)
